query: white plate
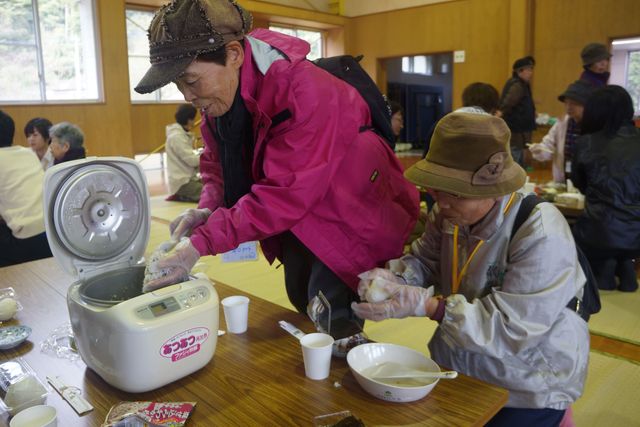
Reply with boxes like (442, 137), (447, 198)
(0, 326), (32, 350)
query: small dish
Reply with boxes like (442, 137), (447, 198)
(0, 326), (32, 350)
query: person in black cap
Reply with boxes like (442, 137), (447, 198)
(580, 42), (611, 87)
(529, 80), (594, 183)
(497, 56), (536, 167)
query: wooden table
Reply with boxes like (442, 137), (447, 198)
(0, 258), (508, 426)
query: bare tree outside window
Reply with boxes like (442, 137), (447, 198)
(126, 8), (183, 103)
(0, 0), (100, 103)
(269, 25), (323, 60)
(627, 51), (640, 115)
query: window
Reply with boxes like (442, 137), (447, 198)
(0, 0), (101, 103)
(126, 8), (183, 103)
(627, 50), (640, 115)
(269, 25), (323, 60)
(611, 37), (640, 115)
(401, 55), (433, 76)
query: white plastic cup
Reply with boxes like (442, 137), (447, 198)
(300, 333), (334, 380)
(221, 296), (250, 334)
(10, 405), (57, 427)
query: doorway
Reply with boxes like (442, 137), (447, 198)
(385, 52), (453, 152)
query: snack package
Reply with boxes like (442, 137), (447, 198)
(102, 401), (196, 427)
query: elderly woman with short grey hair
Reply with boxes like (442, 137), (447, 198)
(49, 121), (86, 165)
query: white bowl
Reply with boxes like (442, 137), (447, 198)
(347, 343), (441, 403)
(9, 404), (57, 427)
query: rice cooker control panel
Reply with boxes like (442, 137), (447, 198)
(135, 286), (211, 320)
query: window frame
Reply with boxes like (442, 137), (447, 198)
(268, 23), (326, 60)
(0, 0), (104, 105)
(125, 5), (190, 104)
(401, 55), (434, 76)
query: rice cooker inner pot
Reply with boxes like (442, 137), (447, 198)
(79, 265), (145, 307)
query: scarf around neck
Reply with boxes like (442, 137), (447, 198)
(211, 87), (255, 208)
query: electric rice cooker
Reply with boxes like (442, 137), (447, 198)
(43, 157), (218, 393)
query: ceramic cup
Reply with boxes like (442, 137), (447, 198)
(300, 333), (334, 380)
(10, 404), (57, 427)
(221, 296), (250, 334)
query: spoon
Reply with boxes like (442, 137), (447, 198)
(372, 370), (458, 381)
(363, 361), (458, 381)
(278, 320), (306, 340)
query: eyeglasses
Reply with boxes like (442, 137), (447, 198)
(428, 189), (463, 199)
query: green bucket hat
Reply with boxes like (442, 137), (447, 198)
(405, 112), (526, 198)
(581, 43), (611, 67)
(135, 0), (252, 94)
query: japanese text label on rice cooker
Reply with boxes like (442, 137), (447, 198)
(160, 327), (210, 362)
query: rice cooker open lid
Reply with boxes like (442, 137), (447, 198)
(43, 157), (150, 280)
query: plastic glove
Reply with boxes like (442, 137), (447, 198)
(351, 280), (435, 321)
(528, 143), (553, 161)
(142, 238), (201, 292)
(169, 208), (212, 241)
(356, 268), (405, 302)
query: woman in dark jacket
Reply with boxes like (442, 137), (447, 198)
(571, 85), (640, 292)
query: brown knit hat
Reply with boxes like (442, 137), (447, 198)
(405, 112), (526, 198)
(135, 0), (252, 94)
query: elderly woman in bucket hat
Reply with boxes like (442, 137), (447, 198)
(137, 0), (419, 345)
(529, 80), (594, 183)
(353, 111), (589, 426)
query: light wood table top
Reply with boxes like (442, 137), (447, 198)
(0, 258), (508, 426)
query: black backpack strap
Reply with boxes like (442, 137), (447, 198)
(510, 194), (544, 240)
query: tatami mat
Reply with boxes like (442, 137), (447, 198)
(589, 289), (640, 345)
(149, 195), (196, 222)
(573, 351), (640, 426)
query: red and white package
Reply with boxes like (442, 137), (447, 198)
(102, 401), (196, 427)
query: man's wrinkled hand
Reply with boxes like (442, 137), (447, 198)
(169, 208), (212, 241)
(142, 238), (201, 293)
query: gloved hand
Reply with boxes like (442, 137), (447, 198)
(528, 143), (553, 161)
(356, 268), (406, 302)
(169, 208), (212, 241)
(351, 279), (435, 321)
(142, 238), (201, 293)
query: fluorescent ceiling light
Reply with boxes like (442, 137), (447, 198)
(612, 38), (640, 46)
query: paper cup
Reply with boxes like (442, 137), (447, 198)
(300, 333), (334, 380)
(10, 405), (57, 427)
(221, 296), (250, 334)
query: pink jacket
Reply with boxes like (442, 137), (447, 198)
(191, 29), (419, 290)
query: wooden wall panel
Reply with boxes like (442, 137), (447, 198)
(533, 0), (640, 117)
(2, 0), (134, 158)
(346, 0), (513, 111)
(4, 0), (637, 158)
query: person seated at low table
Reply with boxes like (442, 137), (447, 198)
(49, 121), (86, 165)
(165, 104), (202, 202)
(0, 110), (52, 267)
(352, 112), (589, 427)
(571, 86), (640, 292)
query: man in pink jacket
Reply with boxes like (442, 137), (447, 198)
(136, 0), (419, 340)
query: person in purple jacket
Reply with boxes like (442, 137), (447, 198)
(579, 42), (611, 87)
(136, 0), (419, 344)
